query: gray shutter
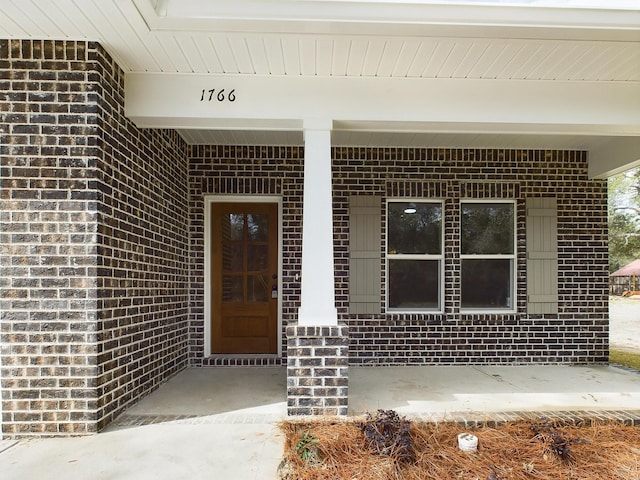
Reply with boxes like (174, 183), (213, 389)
(349, 196), (381, 314)
(526, 197), (558, 314)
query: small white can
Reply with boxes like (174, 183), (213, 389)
(457, 432), (479, 452)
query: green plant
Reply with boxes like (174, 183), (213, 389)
(295, 427), (320, 463)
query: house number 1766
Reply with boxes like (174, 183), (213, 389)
(200, 89), (236, 102)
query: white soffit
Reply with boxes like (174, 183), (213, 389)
(0, 1), (638, 78)
(177, 128), (618, 150)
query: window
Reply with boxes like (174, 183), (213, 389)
(381, 199), (517, 313)
(460, 201), (515, 311)
(387, 201), (443, 311)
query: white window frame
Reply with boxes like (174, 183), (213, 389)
(385, 199), (444, 313)
(459, 199), (517, 314)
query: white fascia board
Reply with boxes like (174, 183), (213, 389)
(125, 73), (640, 135)
(331, 121), (638, 136)
(134, 0), (640, 40)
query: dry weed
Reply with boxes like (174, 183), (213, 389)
(279, 418), (640, 480)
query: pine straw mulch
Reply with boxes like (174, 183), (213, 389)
(279, 412), (640, 480)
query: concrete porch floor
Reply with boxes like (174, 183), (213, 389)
(116, 364), (640, 421)
(2, 365), (640, 480)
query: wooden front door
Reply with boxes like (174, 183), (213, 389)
(211, 203), (278, 354)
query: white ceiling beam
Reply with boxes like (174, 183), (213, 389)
(125, 73), (640, 135)
(127, 72), (639, 176)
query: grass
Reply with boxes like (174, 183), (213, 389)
(610, 349), (640, 371)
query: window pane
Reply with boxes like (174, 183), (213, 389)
(222, 214), (244, 241)
(247, 275), (268, 302)
(222, 275), (243, 302)
(461, 203), (514, 254)
(247, 214), (269, 241)
(388, 202), (442, 254)
(388, 259), (440, 309)
(222, 243), (243, 272)
(247, 244), (268, 271)
(461, 259), (513, 309)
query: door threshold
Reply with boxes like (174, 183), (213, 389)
(203, 355), (283, 367)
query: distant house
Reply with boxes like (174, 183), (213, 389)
(610, 260), (640, 296)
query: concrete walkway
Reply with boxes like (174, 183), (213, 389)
(2, 299), (640, 480)
(0, 421), (283, 480)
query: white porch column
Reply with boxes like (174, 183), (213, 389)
(298, 118), (338, 326)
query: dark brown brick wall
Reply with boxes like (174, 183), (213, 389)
(1, 39), (101, 437)
(188, 145), (304, 365)
(0, 40), (190, 437)
(188, 147), (608, 367)
(333, 148), (609, 365)
(91, 45), (190, 429)
(287, 325), (349, 416)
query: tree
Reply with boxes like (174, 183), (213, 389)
(608, 167), (640, 273)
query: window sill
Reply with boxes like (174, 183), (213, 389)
(386, 309), (444, 314)
(459, 309), (517, 315)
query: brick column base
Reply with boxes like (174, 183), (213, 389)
(286, 325), (349, 416)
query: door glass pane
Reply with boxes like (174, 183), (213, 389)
(388, 202), (442, 254)
(247, 244), (268, 271)
(247, 214), (269, 241)
(222, 214), (245, 241)
(222, 243), (243, 272)
(388, 259), (440, 309)
(247, 275), (269, 302)
(222, 275), (243, 302)
(461, 203), (514, 254)
(461, 259), (513, 309)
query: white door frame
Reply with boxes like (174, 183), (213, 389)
(203, 195), (283, 357)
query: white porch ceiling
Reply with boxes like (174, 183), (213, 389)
(1, 0), (639, 176)
(177, 129), (621, 152)
(1, 1), (637, 80)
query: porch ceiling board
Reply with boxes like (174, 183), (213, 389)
(1, 0), (49, 38)
(0, 1), (636, 81)
(263, 36), (286, 76)
(136, 0), (640, 40)
(179, 129), (304, 146)
(175, 128), (631, 154)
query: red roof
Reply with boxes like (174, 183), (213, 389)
(611, 259), (640, 277)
